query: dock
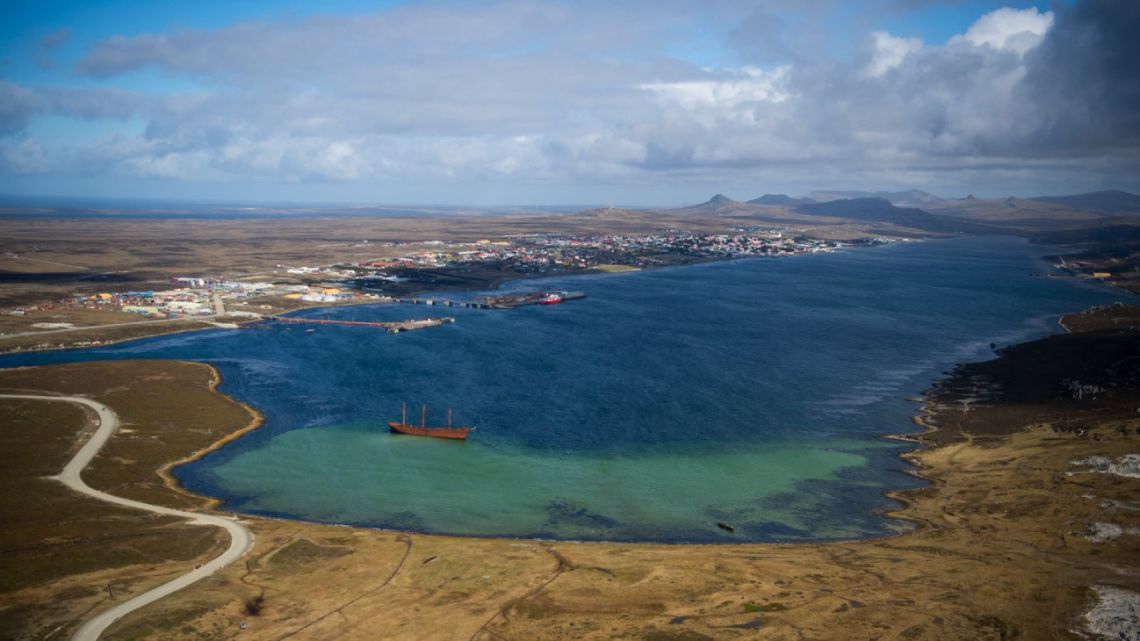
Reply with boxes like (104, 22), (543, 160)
(475, 291), (586, 309)
(268, 315), (455, 333)
(396, 297), (491, 309)
(396, 291), (585, 309)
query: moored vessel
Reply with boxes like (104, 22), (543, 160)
(388, 402), (473, 440)
(475, 290), (586, 309)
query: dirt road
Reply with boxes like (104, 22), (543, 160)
(0, 393), (253, 641)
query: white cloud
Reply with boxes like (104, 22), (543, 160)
(641, 66), (791, 108)
(952, 7), (1053, 56)
(2, 0), (1136, 200)
(865, 32), (923, 77)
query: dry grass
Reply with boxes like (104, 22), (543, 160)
(0, 208), (865, 308)
(0, 318), (215, 355)
(0, 361), (256, 639)
(0, 307), (145, 332)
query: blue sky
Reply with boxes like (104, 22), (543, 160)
(1, 0), (1135, 205)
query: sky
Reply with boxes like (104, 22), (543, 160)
(1, 0), (1138, 206)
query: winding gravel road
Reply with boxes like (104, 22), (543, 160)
(0, 394), (253, 641)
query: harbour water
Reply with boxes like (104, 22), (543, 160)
(0, 236), (1126, 542)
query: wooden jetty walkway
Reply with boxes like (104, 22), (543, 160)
(268, 315), (455, 333)
(396, 297), (490, 309)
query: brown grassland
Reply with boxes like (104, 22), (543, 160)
(0, 208), (876, 307)
(0, 305), (1137, 640)
(0, 208), (885, 354)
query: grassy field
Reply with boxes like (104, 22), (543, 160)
(0, 361), (258, 639)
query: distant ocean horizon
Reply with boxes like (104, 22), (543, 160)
(0, 236), (1127, 543)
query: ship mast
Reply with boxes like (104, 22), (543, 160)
(421, 404), (427, 429)
(402, 401), (407, 426)
(448, 408), (452, 428)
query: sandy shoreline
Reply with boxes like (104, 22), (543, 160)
(155, 365), (267, 511)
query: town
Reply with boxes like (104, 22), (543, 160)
(359, 230), (883, 276)
(0, 230), (892, 353)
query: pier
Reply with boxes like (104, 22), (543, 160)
(268, 315), (455, 333)
(396, 297), (491, 309)
(394, 291), (585, 309)
(476, 291), (586, 309)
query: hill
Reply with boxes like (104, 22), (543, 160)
(659, 194), (852, 226)
(795, 198), (993, 234)
(1032, 222), (1140, 246)
(746, 194), (816, 206)
(667, 194), (762, 216)
(1029, 190), (1140, 216)
(808, 189), (944, 208)
(924, 196), (1105, 226)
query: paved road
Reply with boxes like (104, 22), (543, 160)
(0, 394), (253, 641)
(0, 314), (246, 340)
(0, 317), (189, 340)
(211, 292), (226, 316)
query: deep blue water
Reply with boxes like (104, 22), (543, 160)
(0, 236), (1126, 542)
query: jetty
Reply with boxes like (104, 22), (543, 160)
(397, 297), (491, 309)
(268, 315), (455, 333)
(396, 291), (585, 309)
(475, 291), (586, 309)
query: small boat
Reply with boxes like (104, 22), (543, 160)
(539, 292), (563, 305)
(388, 402), (473, 440)
(717, 522), (736, 533)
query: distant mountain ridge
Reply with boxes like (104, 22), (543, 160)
(808, 189), (944, 208)
(794, 197), (994, 233)
(611, 188), (1140, 232)
(1029, 190), (1140, 216)
(746, 194), (816, 206)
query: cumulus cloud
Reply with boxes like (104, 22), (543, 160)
(865, 32), (923, 77)
(1019, 0), (1140, 151)
(641, 66), (790, 109)
(1, 0), (1138, 198)
(952, 7), (1053, 56)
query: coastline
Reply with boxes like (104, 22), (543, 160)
(151, 284), (1121, 540)
(8, 236), (1126, 541)
(155, 364), (266, 510)
(2, 238), (1138, 638)
(877, 408), (940, 531)
(0, 241), (874, 357)
(2, 306), (1137, 639)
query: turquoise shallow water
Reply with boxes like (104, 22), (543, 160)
(0, 236), (1127, 542)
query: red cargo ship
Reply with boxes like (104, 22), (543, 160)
(388, 402), (473, 440)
